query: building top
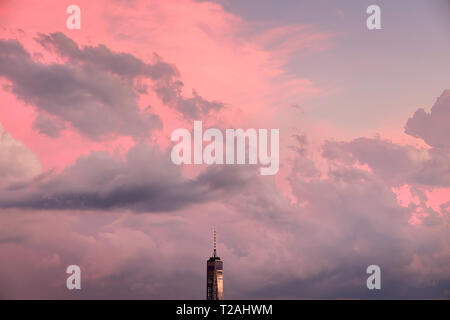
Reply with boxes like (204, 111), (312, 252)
(208, 256), (221, 261)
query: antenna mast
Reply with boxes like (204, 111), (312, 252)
(213, 228), (217, 257)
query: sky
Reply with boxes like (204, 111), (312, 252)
(0, 0), (449, 299)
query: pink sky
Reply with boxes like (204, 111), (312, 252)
(0, 0), (449, 299)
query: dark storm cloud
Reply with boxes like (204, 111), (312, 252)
(405, 89), (450, 149)
(0, 143), (253, 212)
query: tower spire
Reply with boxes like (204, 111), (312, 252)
(213, 228), (216, 257)
(207, 227), (223, 300)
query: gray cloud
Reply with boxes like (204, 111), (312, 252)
(35, 33), (178, 82)
(155, 83), (224, 119)
(0, 37), (162, 140)
(0, 143), (253, 212)
(32, 113), (65, 137)
(322, 137), (450, 187)
(405, 89), (450, 149)
(1, 33), (225, 140)
(35, 32), (224, 120)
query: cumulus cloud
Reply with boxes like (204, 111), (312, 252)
(405, 89), (450, 149)
(0, 122), (41, 180)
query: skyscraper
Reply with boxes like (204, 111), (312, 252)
(206, 229), (223, 300)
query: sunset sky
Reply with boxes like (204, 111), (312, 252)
(0, 0), (449, 299)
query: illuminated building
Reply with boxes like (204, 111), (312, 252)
(206, 229), (223, 300)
